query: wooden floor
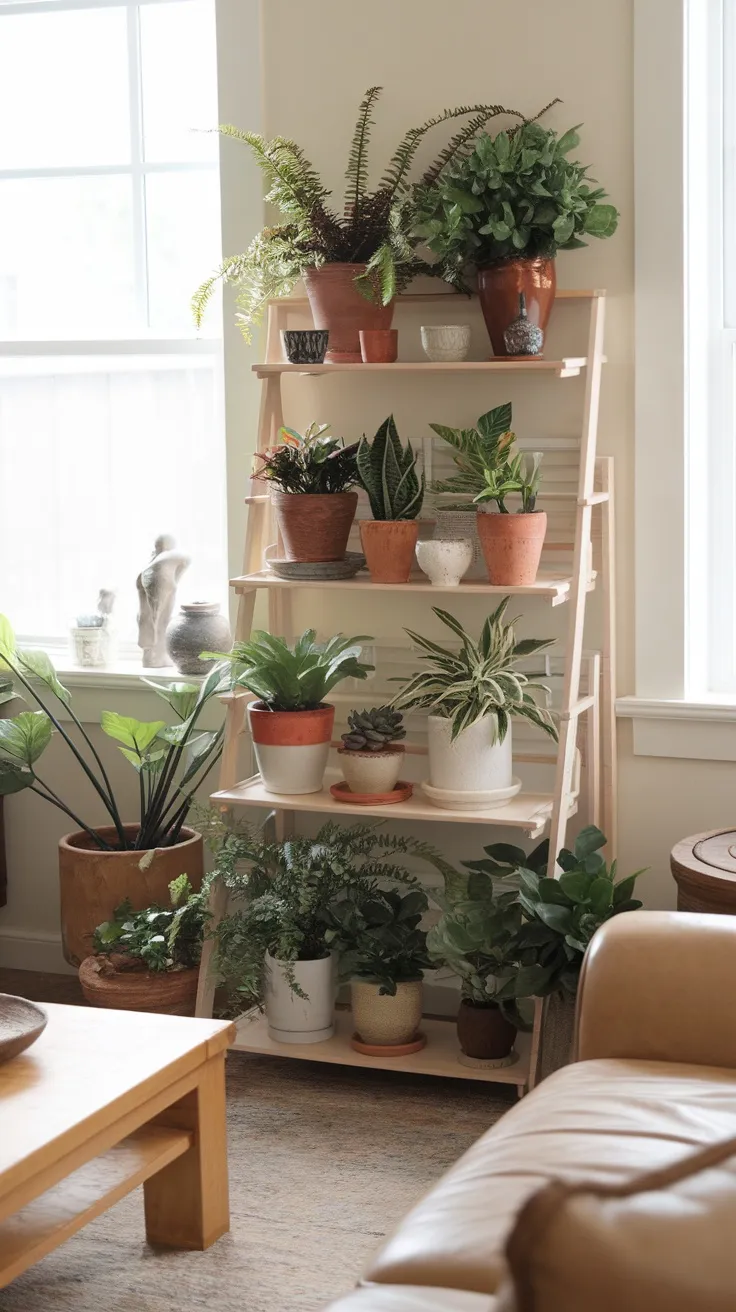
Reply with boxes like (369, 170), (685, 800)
(0, 968), (85, 1006)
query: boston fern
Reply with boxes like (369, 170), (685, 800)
(193, 87), (527, 338)
(209, 629), (374, 711)
(391, 600), (557, 742)
(256, 423), (358, 494)
(357, 415), (425, 520)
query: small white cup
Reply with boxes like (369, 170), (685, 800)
(415, 538), (474, 587)
(420, 324), (471, 362)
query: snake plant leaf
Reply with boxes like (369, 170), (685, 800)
(0, 711), (52, 766)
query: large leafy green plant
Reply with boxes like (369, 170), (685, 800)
(324, 887), (431, 995)
(0, 615), (227, 851)
(356, 415), (425, 520)
(210, 628), (374, 711)
(390, 600), (557, 742)
(413, 121), (618, 286)
(256, 423), (358, 495)
(430, 403), (515, 506)
(92, 875), (208, 972)
(193, 88), (532, 337)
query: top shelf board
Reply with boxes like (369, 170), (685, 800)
(266, 289), (605, 309)
(253, 358), (589, 380)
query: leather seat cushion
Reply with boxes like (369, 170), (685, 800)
(326, 1287), (495, 1312)
(365, 1058), (736, 1295)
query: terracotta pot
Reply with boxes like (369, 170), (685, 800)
(359, 329), (398, 363)
(79, 957), (199, 1015)
(359, 520), (419, 583)
(58, 826), (203, 968)
(304, 264), (394, 363)
(271, 490), (358, 563)
(476, 510), (547, 586)
(248, 701), (334, 794)
(456, 999), (517, 1060)
(477, 257), (556, 357)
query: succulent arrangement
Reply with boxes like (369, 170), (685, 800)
(341, 706), (406, 753)
(357, 415), (425, 521)
(210, 628), (374, 712)
(324, 887), (431, 996)
(430, 403), (515, 505)
(256, 423), (358, 495)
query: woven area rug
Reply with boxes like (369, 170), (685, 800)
(1, 1052), (513, 1312)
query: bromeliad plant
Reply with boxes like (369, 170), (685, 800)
(92, 874), (208, 972)
(324, 887), (431, 996)
(356, 415), (425, 520)
(430, 403), (515, 506)
(210, 629), (374, 711)
(256, 423), (358, 495)
(0, 615), (227, 851)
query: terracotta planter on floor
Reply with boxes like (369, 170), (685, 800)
(58, 825), (203, 967)
(304, 264), (394, 364)
(360, 520), (419, 583)
(456, 999), (517, 1060)
(477, 257), (556, 357)
(272, 490), (358, 563)
(476, 510), (547, 586)
(248, 701), (334, 794)
(79, 957), (199, 1015)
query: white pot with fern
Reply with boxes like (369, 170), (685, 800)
(391, 600), (558, 810)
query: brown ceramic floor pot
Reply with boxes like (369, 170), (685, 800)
(360, 520), (419, 583)
(304, 264), (395, 363)
(79, 957), (199, 1015)
(58, 825), (203, 967)
(477, 257), (556, 357)
(272, 490), (358, 563)
(456, 999), (517, 1060)
(477, 510), (547, 585)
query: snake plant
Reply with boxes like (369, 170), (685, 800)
(357, 415), (425, 520)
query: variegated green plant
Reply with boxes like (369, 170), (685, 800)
(429, 403), (515, 505)
(474, 449), (543, 513)
(390, 600), (557, 743)
(356, 415), (425, 520)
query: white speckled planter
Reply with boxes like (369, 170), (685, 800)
(426, 714), (513, 798)
(415, 538), (473, 586)
(420, 324), (471, 362)
(338, 747), (403, 795)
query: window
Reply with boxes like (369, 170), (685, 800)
(0, 0), (226, 654)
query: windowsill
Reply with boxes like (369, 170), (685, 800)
(55, 659), (201, 691)
(616, 694), (736, 760)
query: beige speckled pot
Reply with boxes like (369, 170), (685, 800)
(351, 978), (423, 1046)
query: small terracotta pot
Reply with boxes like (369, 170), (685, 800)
(456, 999), (517, 1060)
(248, 701), (334, 794)
(304, 264), (395, 363)
(271, 490), (358, 563)
(359, 520), (419, 583)
(359, 329), (398, 363)
(476, 510), (547, 586)
(477, 257), (556, 357)
(79, 957), (199, 1016)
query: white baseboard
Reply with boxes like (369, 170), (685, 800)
(0, 928), (77, 975)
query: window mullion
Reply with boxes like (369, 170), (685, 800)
(126, 3), (150, 331)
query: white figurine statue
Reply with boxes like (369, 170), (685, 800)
(136, 535), (190, 668)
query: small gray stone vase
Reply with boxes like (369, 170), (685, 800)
(166, 602), (232, 676)
(503, 292), (544, 357)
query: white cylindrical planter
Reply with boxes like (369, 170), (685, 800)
(424, 715), (515, 809)
(351, 979), (423, 1046)
(264, 951), (337, 1044)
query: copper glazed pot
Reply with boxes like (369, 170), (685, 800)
(477, 257), (556, 357)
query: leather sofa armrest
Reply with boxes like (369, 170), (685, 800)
(576, 910), (736, 1067)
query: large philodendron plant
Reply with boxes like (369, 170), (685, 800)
(0, 615), (228, 851)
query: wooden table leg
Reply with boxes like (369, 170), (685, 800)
(142, 1055), (230, 1250)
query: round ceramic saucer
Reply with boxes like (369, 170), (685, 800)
(266, 552), (365, 581)
(330, 780), (413, 806)
(420, 776), (522, 811)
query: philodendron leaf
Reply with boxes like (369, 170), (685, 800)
(140, 679), (199, 722)
(0, 711), (53, 766)
(119, 747), (166, 775)
(16, 649), (71, 706)
(0, 758), (34, 795)
(100, 712), (166, 755)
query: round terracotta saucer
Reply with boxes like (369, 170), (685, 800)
(351, 1032), (427, 1057)
(330, 780), (413, 806)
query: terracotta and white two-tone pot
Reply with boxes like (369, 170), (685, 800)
(248, 702), (334, 794)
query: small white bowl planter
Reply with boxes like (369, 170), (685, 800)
(248, 702), (334, 795)
(423, 715), (520, 810)
(338, 746), (404, 796)
(351, 978), (424, 1047)
(415, 539), (473, 587)
(420, 324), (471, 362)
(264, 950), (337, 1043)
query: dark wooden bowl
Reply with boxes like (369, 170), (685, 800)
(0, 994), (47, 1064)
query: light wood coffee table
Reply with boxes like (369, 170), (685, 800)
(0, 1002), (235, 1288)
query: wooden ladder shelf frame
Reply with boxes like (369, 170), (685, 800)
(196, 289), (616, 1096)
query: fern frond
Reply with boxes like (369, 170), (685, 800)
(345, 86), (382, 217)
(218, 125), (332, 219)
(191, 253), (250, 329)
(380, 103), (524, 199)
(420, 106), (519, 188)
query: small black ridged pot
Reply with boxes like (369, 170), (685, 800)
(282, 330), (329, 364)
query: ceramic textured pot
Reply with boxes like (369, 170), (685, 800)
(248, 701), (334, 794)
(303, 264), (394, 364)
(166, 601), (232, 675)
(359, 329), (398, 363)
(351, 978), (423, 1047)
(420, 324), (471, 362)
(456, 999), (517, 1060)
(58, 826), (203, 967)
(476, 510), (547, 586)
(477, 257), (556, 357)
(359, 520), (419, 583)
(70, 625), (109, 669)
(338, 746), (404, 795)
(271, 490), (358, 563)
(415, 538), (473, 587)
(426, 715), (513, 803)
(265, 950), (337, 1043)
(78, 958), (199, 1016)
(281, 329), (329, 364)
(432, 508), (486, 579)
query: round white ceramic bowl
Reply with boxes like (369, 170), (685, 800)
(420, 324), (471, 362)
(415, 538), (473, 587)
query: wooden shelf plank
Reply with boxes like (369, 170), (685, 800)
(232, 1008), (531, 1087)
(266, 288), (605, 309)
(230, 570), (573, 605)
(253, 358), (588, 379)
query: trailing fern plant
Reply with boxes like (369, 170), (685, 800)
(357, 415), (425, 520)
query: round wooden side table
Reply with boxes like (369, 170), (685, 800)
(671, 829), (736, 913)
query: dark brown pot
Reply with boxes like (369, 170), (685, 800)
(477, 257), (556, 357)
(58, 826), (203, 967)
(304, 264), (395, 363)
(456, 999), (517, 1059)
(272, 490), (358, 562)
(476, 510), (547, 585)
(79, 957), (199, 1016)
(359, 520), (419, 583)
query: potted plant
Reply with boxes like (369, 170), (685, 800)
(474, 449), (546, 585)
(255, 423), (359, 563)
(211, 819), (446, 1043)
(193, 90), (527, 361)
(0, 615), (226, 965)
(413, 121), (619, 355)
(356, 415), (425, 582)
(79, 874), (208, 1016)
(324, 887), (431, 1053)
(338, 706), (406, 799)
(390, 601), (557, 809)
(211, 628), (373, 794)
(428, 403), (515, 578)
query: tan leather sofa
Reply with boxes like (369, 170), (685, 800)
(326, 911), (736, 1311)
